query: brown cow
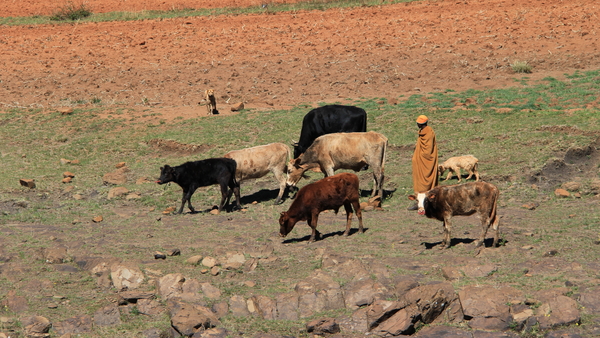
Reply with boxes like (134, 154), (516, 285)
(286, 131), (387, 198)
(408, 181), (499, 249)
(279, 172), (364, 242)
(438, 155), (480, 182)
(224, 143), (292, 205)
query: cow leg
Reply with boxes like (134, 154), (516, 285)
(474, 168), (480, 182)
(218, 182), (229, 212)
(465, 167), (474, 180)
(475, 215), (491, 248)
(444, 170), (453, 181)
(180, 188), (196, 214)
(225, 176), (242, 211)
(308, 212), (320, 242)
(491, 213), (500, 247)
(323, 164), (335, 177)
(371, 166), (384, 198)
(454, 167), (462, 182)
(351, 199), (364, 234)
(273, 169), (287, 205)
(441, 217), (452, 249)
(342, 202), (354, 236)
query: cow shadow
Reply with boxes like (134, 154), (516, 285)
(239, 187), (296, 205)
(359, 188), (396, 200)
(421, 237), (504, 249)
(282, 227), (368, 244)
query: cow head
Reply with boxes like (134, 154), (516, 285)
(286, 158), (310, 187)
(408, 192), (430, 215)
(438, 165), (446, 176)
(279, 211), (295, 237)
(157, 165), (175, 184)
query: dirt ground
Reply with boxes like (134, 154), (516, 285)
(1, 0), (599, 120)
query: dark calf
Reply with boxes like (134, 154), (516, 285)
(279, 172), (364, 242)
(408, 181), (499, 248)
(157, 158), (241, 213)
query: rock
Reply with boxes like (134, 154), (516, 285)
(62, 177), (72, 183)
(41, 246), (69, 264)
(110, 264), (145, 290)
(579, 286), (600, 314)
(2, 290), (28, 313)
(521, 202), (538, 210)
(103, 167), (130, 185)
(137, 299), (166, 316)
(94, 304), (121, 327)
(141, 328), (169, 338)
(167, 249), (181, 256)
(126, 192), (142, 200)
(441, 267), (462, 280)
(343, 277), (389, 310)
(202, 256), (217, 268)
(403, 282), (463, 324)
(561, 181), (581, 191)
(168, 299), (220, 337)
(23, 316), (51, 338)
(245, 244), (274, 258)
(92, 216), (103, 223)
(250, 295), (276, 320)
(212, 301), (229, 318)
(276, 292), (299, 320)
(224, 252), (246, 270)
(118, 291), (155, 304)
(60, 158), (71, 165)
(115, 162), (126, 168)
(535, 293), (580, 330)
(231, 102), (245, 111)
(63, 171), (75, 178)
(108, 187), (129, 199)
(58, 107), (74, 115)
(294, 270), (344, 318)
(201, 283), (222, 300)
(197, 327), (231, 338)
(210, 266), (220, 276)
(306, 318), (340, 334)
(413, 325), (473, 337)
(53, 315), (93, 335)
(460, 264), (498, 278)
(229, 295), (250, 317)
(19, 178), (36, 189)
(186, 255), (203, 265)
(554, 188), (570, 197)
(459, 285), (524, 331)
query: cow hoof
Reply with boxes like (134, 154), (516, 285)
(342, 232), (349, 237)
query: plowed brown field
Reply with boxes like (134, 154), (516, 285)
(1, 0), (599, 119)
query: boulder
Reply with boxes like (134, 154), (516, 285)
(306, 318), (340, 334)
(168, 299), (220, 337)
(343, 277), (390, 310)
(110, 264), (144, 290)
(22, 316), (51, 338)
(459, 285), (524, 331)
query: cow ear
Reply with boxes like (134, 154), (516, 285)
(428, 193), (436, 200)
(408, 195), (416, 201)
(160, 166), (164, 171)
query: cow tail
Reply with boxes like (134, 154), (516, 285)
(489, 186), (499, 230)
(285, 144), (293, 174)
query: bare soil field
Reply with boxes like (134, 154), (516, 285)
(1, 0), (600, 337)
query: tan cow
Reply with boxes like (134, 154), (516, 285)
(224, 143), (291, 205)
(286, 131), (388, 198)
(438, 155), (480, 183)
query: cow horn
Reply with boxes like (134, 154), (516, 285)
(291, 140), (298, 146)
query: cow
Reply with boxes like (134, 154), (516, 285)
(287, 131), (387, 198)
(279, 173), (364, 242)
(438, 155), (480, 183)
(293, 105), (367, 158)
(408, 181), (500, 249)
(224, 143), (292, 205)
(156, 158), (241, 214)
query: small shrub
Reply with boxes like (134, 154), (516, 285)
(51, 2), (92, 21)
(511, 60), (533, 74)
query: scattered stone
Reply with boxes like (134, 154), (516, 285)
(92, 216), (103, 223)
(103, 167), (130, 185)
(535, 294), (580, 330)
(154, 251), (166, 260)
(212, 301), (229, 319)
(209, 209), (220, 215)
(126, 192), (142, 200)
(168, 299), (220, 337)
(163, 206), (176, 214)
(250, 295), (276, 320)
(23, 316), (51, 338)
(554, 188), (570, 198)
(201, 283), (222, 300)
(137, 299), (165, 316)
(167, 249), (181, 256)
(561, 181), (581, 191)
(243, 281), (256, 288)
(108, 187), (129, 199)
(2, 290), (28, 313)
(110, 265), (145, 290)
(115, 162), (126, 168)
(306, 318), (340, 334)
(62, 177), (73, 183)
(276, 292), (299, 320)
(543, 250), (559, 257)
(202, 256), (217, 268)
(521, 202), (538, 210)
(63, 172), (75, 178)
(229, 295), (250, 317)
(210, 266), (220, 276)
(460, 264), (498, 278)
(41, 246), (69, 264)
(19, 178), (36, 189)
(71, 159), (80, 164)
(231, 102), (245, 111)
(224, 252), (246, 270)
(186, 255), (203, 265)
(60, 158), (71, 165)
(58, 107), (74, 115)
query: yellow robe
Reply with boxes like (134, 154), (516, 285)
(412, 125), (439, 193)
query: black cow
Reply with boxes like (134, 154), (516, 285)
(157, 158), (241, 214)
(293, 105), (367, 158)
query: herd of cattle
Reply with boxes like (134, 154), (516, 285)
(157, 105), (500, 248)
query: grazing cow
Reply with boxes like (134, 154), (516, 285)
(156, 158), (241, 214)
(224, 143), (292, 205)
(408, 181), (500, 249)
(439, 155), (480, 182)
(279, 173), (364, 242)
(287, 131), (387, 198)
(293, 105), (367, 158)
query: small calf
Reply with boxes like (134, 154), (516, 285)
(279, 172), (364, 242)
(157, 158), (241, 214)
(408, 181), (499, 249)
(438, 155), (480, 182)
